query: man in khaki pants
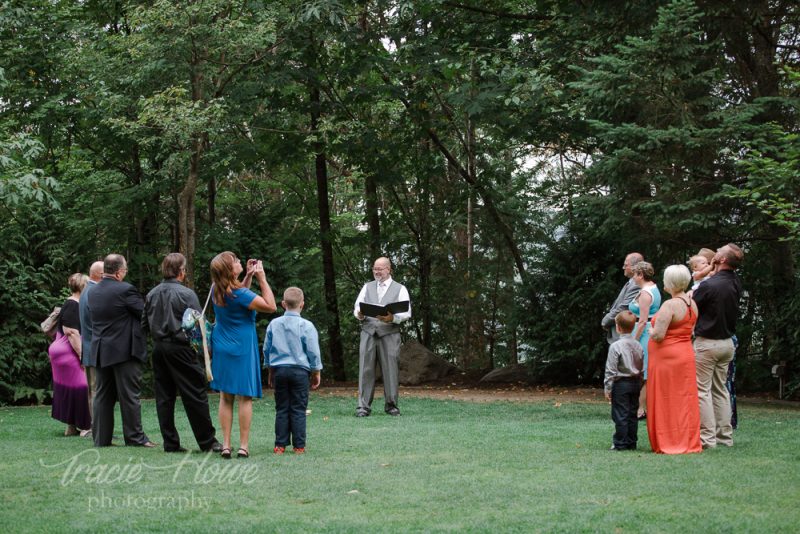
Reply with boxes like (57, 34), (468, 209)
(692, 244), (744, 449)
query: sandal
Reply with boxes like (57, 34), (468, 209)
(220, 447), (232, 459)
(237, 447), (249, 459)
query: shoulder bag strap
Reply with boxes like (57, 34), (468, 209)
(202, 283), (214, 315)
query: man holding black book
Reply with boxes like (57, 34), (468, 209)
(354, 257), (411, 417)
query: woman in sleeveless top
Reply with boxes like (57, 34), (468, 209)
(646, 265), (702, 454)
(629, 261), (662, 418)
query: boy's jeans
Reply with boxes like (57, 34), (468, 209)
(273, 366), (311, 448)
(611, 377), (640, 449)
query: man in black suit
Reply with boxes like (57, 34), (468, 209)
(87, 254), (155, 448)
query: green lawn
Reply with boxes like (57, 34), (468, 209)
(1, 393), (798, 533)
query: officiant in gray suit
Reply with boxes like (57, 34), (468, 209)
(354, 257), (411, 417)
(601, 252), (643, 343)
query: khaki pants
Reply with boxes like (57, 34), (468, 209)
(694, 337), (734, 448)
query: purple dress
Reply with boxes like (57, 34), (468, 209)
(47, 299), (91, 429)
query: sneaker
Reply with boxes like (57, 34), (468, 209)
(293, 448), (305, 454)
(274, 446), (285, 454)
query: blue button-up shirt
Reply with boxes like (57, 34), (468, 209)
(263, 311), (322, 371)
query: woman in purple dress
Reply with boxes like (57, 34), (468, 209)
(48, 273), (91, 436)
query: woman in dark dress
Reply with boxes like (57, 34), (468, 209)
(48, 273), (91, 436)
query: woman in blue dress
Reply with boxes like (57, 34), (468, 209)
(210, 252), (276, 458)
(629, 261), (662, 419)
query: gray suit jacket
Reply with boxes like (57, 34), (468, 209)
(601, 278), (641, 343)
(79, 279), (97, 366)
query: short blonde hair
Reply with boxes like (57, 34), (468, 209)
(688, 255), (707, 271)
(68, 273), (88, 294)
(663, 264), (691, 293)
(697, 248), (715, 262)
(283, 287), (304, 309)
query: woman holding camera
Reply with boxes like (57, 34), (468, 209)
(209, 252), (276, 458)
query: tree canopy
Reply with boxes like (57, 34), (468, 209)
(1, 0), (798, 403)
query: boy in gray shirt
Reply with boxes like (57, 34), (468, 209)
(604, 310), (644, 450)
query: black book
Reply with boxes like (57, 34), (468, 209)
(359, 300), (410, 318)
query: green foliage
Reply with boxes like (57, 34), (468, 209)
(0, 0), (798, 399)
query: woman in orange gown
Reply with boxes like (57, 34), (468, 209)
(646, 265), (702, 454)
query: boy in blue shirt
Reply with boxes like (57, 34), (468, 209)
(604, 310), (644, 451)
(263, 287), (322, 454)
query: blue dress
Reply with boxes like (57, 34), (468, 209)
(210, 287), (262, 398)
(629, 285), (662, 380)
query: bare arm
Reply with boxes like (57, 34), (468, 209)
(650, 301), (675, 342)
(242, 259), (256, 288)
(633, 290), (653, 341)
(247, 262), (277, 313)
(692, 264), (714, 281)
(63, 326), (82, 358)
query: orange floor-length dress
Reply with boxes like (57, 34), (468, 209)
(646, 302), (702, 454)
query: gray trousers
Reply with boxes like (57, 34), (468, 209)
(93, 359), (149, 447)
(85, 366), (96, 421)
(358, 331), (401, 413)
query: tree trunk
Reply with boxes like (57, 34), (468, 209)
(310, 85), (346, 381)
(417, 167), (433, 349)
(365, 174), (381, 260)
(178, 138), (201, 286)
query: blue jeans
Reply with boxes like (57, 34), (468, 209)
(273, 366), (310, 448)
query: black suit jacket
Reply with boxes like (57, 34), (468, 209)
(87, 277), (147, 367)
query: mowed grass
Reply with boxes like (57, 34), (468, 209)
(1, 392), (798, 533)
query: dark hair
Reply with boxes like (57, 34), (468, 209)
(723, 243), (744, 269)
(615, 310), (636, 333)
(162, 253), (186, 279)
(104, 254), (126, 274)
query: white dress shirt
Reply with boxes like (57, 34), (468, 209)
(353, 276), (411, 324)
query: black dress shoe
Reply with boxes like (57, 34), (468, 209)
(386, 407), (400, 416)
(200, 441), (223, 453)
(165, 446), (188, 453)
(355, 410), (370, 417)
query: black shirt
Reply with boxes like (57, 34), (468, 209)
(142, 279), (202, 343)
(58, 299), (80, 335)
(693, 270), (742, 339)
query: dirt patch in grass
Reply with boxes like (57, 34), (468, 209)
(316, 383), (800, 407)
(316, 384), (607, 403)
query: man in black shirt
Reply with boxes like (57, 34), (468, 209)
(143, 253), (221, 453)
(692, 243), (744, 449)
